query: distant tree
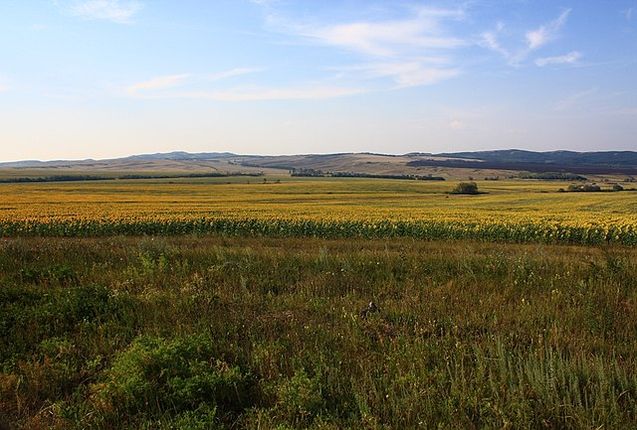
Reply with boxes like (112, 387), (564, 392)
(567, 183), (601, 192)
(612, 184), (624, 192)
(451, 182), (480, 195)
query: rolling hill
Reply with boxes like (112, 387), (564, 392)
(1, 149), (637, 180)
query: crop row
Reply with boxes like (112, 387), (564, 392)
(1, 218), (636, 246)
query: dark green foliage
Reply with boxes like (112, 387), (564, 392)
(520, 172), (587, 180)
(451, 181), (480, 195)
(567, 183), (602, 192)
(290, 168), (446, 181)
(93, 335), (254, 426)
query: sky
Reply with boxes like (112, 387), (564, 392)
(0, 0), (636, 161)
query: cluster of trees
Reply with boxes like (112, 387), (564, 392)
(290, 168), (445, 181)
(119, 172), (263, 180)
(0, 175), (111, 183)
(561, 183), (624, 192)
(450, 182), (480, 195)
(520, 172), (588, 181)
(0, 172), (264, 184)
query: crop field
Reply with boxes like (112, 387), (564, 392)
(2, 177), (637, 429)
(0, 177), (636, 245)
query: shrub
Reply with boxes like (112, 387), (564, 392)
(567, 183), (601, 192)
(613, 184), (624, 192)
(93, 335), (254, 423)
(276, 369), (325, 426)
(451, 182), (480, 195)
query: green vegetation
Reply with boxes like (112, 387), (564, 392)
(519, 172), (587, 181)
(1, 237), (637, 429)
(0, 172), (263, 184)
(450, 181), (480, 195)
(290, 168), (445, 181)
(567, 183), (602, 192)
(563, 183), (631, 193)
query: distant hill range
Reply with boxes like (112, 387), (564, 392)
(1, 149), (637, 177)
(405, 150), (637, 175)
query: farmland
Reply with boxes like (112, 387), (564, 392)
(1, 176), (637, 429)
(0, 177), (636, 245)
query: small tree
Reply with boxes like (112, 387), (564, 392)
(613, 184), (624, 192)
(451, 182), (479, 195)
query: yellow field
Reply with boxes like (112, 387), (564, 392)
(1, 177), (636, 244)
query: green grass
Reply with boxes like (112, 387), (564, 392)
(1, 237), (636, 429)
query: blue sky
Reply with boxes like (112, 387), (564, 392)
(0, 0), (636, 161)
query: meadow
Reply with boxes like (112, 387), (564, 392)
(1, 236), (637, 429)
(1, 177), (637, 429)
(0, 177), (636, 245)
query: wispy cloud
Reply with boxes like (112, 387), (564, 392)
(554, 87), (597, 111)
(125, 68), (360, 101)
(623, 7), (633, 21)
(133, 85), (364, 102)
(480, 22), (509, 57)
(300, 7), (465, 57)
(330, 60), (459, 88)
(63, 0), (142, 24)
(526, 9), (571, 50)
(481, 9), (573, 66)
(184, 86), (364, 102)
(258, 5), (465, 90)
(207, 68), (265, 81)
(128, 68), (263, 96)
(128, 74), (191, 93)
(535, 51), (581, 67)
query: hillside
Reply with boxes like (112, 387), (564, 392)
(1, 150), (637, 180)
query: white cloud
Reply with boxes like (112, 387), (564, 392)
(138, 85), (364, 101)
(332, 61), (459, 88)
(299, 7), (465, 57)
(535, 51), (581, 67)
(67, 0), (142, 24)
(449, 119), (465, 130)
(126, 69), (361, 101)
(482, 9), (573, 65)
(480, 29), (509, 58)
(128, 68), (263, 95)
(197, 86), (363, 101)
(207, 68), (264, 81)
(128, 74), (191, 93)
(525, 9), (571, 50)
(258, 5), (465, 90)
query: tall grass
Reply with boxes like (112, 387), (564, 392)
(1, 237), (636, 429)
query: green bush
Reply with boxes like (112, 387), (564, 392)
(451, 182), (480, 195)
(0, 284), (129, 361)
(93, 335), (254, 423)
(567, 183), (601, 192)
(276, 369), (325, 426)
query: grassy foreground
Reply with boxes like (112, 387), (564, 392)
(1, 237), (636, 429)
